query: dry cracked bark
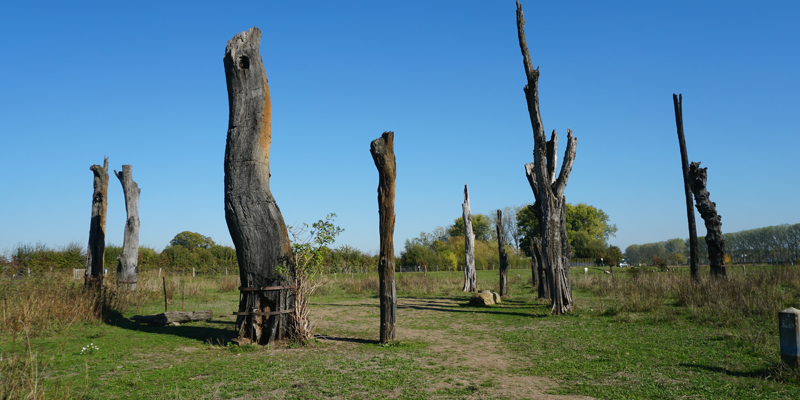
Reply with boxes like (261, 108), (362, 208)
(115, 165), (140, 291)
(85, 157), (108, 288)
(689, 162), (727, 277)
(462, 184), (477, 292)
(370, 131), (397, 343)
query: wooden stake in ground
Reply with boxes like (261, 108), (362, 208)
(85, 157), (108, 288)
(114, 165), (140, 291)
(462, 184), (477, 292)
(370, 131), (397, 344)
(496, 209), (509, 296)
(689, 162), (727, 277)
(673, 94), (701, 282)
(517, 2), (577, 315)
(223, 27), (294, 345)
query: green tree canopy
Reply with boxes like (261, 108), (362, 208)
(517, 203), (616, 259)
(448, 214), (492, 242)
(169, 231), (216, 251)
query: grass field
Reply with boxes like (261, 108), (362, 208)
(2, 266), (800, 399)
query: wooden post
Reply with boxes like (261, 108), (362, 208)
(114, 165), (140, 291)
(85, 157), (109, 288)
(673, 94), (701, 282)
(370, 131), (397, 344)
(224, 27), (294, 344)
(689, 162), (727, 277)
(496, 209), (509, 296)
(517, 3), (577, 314)
(462, 185), (477, 292)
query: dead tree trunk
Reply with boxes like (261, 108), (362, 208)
(673, 94), (701, 282)
(518, 2), (577, 315)
(114, 165), (140, 291)
(462, 184), (477, 292)
(370, 131), (397, 344)
(85, 157), (108, 289)
(224, 27), (294, 345)
(689, 162), (727, 277)
(496, 209), (510, 296)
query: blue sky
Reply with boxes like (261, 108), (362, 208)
(1, 1), (798, 256)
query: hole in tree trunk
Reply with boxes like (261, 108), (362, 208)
(239, 56), (250, 70)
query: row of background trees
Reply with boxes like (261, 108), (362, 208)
(625, 223), (800, 267)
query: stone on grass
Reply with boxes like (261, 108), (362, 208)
(470, 290), (501, 306)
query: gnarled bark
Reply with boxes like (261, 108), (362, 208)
(462, 184), (477, 292)
(518, 2), (577, 315)
(496, 209), (509, 296)
(370, 131), (397, 344)
(673, 94), (701, 282)
(115, 165), (140, 291)
(689, 162), (727, 277)
(85, 157), (108, 288)
(224, 27), (294, 345)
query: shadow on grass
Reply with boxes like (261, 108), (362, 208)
(679, 362), (778, 379)
(104, 310), (238, 344)
(314, 335), (380, 345)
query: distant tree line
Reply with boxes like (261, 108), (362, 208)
(625, 223), (800, 266)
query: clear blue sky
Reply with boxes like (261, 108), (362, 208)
(2, 1), (798, 256)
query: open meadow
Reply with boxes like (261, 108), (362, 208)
(2, 266), (800, 399)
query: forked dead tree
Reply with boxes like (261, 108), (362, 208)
(370, 131), (397, 343)
(517, 2), (577, 315)
(673, 94), (701, 282)
(462, 184), (477, 292)
(496, 209), (509, 296)
(85, 157), (108, 288)
(115, 165), (140, 291)
(689, 162), (727, 277)
(224, 27), (295, 345)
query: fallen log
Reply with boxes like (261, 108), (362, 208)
(131, 310), (212, 325)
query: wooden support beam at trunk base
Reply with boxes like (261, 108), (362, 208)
(223, 27), (295, 345)
(131, 311), (212, 326)
(85, 157), (108, 289)
(673, 94), (701, 282)
(115, 164), (140, 292)
(370, 131), (397, 344)
(496, 209), (509, 296)
(689, 161), (727, 278)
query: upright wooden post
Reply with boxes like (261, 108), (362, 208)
(496, 209), (509, 296)
(224, 27), (294, 345)
(85, 157), (108, 288)
(462, 185), (477, 292)
(370, 131), (397, 344)
(673, 94), (701, 282)
(115, 165), (140, 291)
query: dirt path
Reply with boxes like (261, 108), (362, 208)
(312, 297), (593, 400)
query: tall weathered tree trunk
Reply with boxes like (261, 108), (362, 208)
(673, 94), (701, 282)
(496, 209), (509, 296)
(689, 162), (727, 277)
(518, 2), (577, 315)
(462, 184), (477, 292)
(224, 27), (294, 345)
(370, 131), (397, 344)
(114, 165), (140, 291)
(85, 157), (108, 289)
(529, 237), (548, 299)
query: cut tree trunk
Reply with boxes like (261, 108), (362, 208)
(673, 94), (701, 282)
(224, 27), (294, 345)
(462, 184), (477, 292)
(85, 157), (108, 289)
(518, 3), (577, 315)
(131, 310), (212, 326)
(496, 209), (509, 296)
(114, 165), (140, 291)
(689, 161), (727, 277)
(370, 131), (397, 344)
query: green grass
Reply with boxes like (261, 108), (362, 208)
(2, 266), (800, 399)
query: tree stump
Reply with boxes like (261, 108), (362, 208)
(370, 131), (397, 344)
(496, 209), (509, 296)
(85, 157), (108, 288)
(223, 27), (294, 345)
(115, 165), (140, 291)
(689, 161), (727, 277)
(462, 185), (477, 292)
